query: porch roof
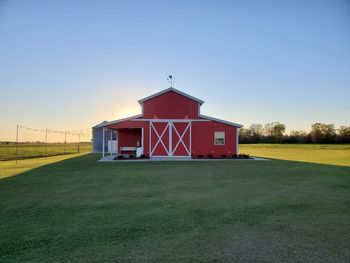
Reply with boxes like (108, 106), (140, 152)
(93, 114), (143, 128)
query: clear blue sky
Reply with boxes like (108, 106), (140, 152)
(1, 0), (349, 140)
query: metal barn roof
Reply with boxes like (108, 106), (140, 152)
(138, 87), (205, 105)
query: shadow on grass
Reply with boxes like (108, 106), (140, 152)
(0, 153), (97, 181)
(250, 154), (350, 169)
(1, 153), (350, 183)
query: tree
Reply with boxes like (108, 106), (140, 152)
(337, 126), (350, 143)
(264, 122), (286, 143)
(310, 123), (336, 143)
(247, 124), (264, 143)
(287, 130), (309, 143)
(238, 128), (250, 143)
(239, 122), (349, 144)
(238, 124), (264, 143)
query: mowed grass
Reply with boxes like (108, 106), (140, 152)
(0, 143), (91, 161)
(0, 154), (89, 179)
(241, 144), (350, 167)
(0, 153), (349, 262)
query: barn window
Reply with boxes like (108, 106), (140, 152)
(214, 132), (225, 145)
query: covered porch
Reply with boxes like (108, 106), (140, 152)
(101, 127), (144, 158)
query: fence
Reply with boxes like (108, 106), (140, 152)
(0, 125), (92, 162)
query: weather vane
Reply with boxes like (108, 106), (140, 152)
(167, 75), (175, 88)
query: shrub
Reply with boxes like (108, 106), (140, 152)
(221, 154), (227, 158)
(129, 154), (135, 159)
(117, 155), (124, 159)
(238, 153), (250, 158)
(208, 153), (214, 158)
(231, 154), (237, 158)
(140, 154), (145, 159)
(197, 154), (203, 158)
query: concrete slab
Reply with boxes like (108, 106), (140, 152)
(97, 156), (270, 162)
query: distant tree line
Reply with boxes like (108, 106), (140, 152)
(239, 122), (350, 144)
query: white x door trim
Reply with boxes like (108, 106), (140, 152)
(171, 122), (191, 156)
(150, 122), (170, 156)
(149, 121), (192, 157)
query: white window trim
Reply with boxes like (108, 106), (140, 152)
(214, 131), (225, 146)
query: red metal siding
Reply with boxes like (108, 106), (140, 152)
(118, 129), (141, 149)
(143, 91), (200, 119)
(107, 120), (146, 129)
(191, 121), (237, 157)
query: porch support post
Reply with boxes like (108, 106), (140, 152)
(102, 127), (105, 157)
(110, 129), (113, 154)
(141, 128), (144, 155)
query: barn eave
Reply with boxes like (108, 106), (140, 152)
(93, 114), (143, 128)
(199, 114), (243, 128)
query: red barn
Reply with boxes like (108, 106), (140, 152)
(93, 88), (243, 158)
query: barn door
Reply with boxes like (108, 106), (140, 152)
(150, 121), (191, 157)
(150, 122), (170, 156)
(171, 122), (191, 157)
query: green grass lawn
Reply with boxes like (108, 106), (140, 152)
(0, 154), (88, 179)
(0, 152), (349, 262)
(240, 144), (350, 167)
(0, 143), (91, 161)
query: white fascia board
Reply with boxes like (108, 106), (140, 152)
(133, 119), (210, 122)
(92, 121), (109, 128)
(93, 114), (143, 128)
(199, 114), (244, 128)
(137, 87), (205, 106)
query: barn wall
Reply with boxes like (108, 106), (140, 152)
(192, 121), (237, 157)
(143, 91), (200, 119)
(117, 129), (141, 150)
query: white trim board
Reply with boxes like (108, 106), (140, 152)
(93, 114), (143, 128)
